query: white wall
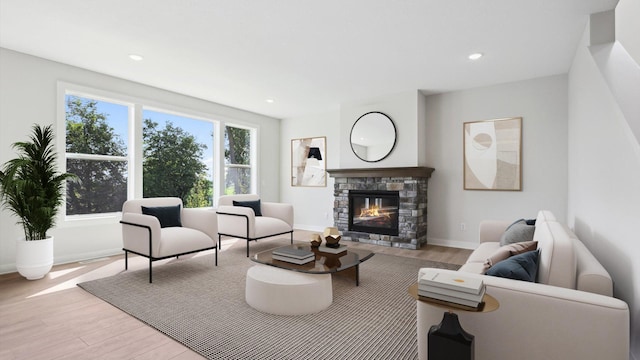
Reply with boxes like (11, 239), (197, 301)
(339, 90), (425, 168)
(0, 48), (281, 273)
(567, 1), (640, 357)
(280, 111), (340, 232)
(284, 76), (569, 249)
(425, 75), (569, 249)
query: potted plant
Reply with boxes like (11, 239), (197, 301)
(0, 124), (75, 280)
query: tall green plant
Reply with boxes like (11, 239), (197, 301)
(0, 124), (76, 240)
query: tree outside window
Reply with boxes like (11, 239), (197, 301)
(224, 126), (252, 195)
(142, 110), (214, 207)
(64, 89), (256, 215)
(65, 95), (128, 215)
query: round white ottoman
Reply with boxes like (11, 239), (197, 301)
(245, 265), (332, 315)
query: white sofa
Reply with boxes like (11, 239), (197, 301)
(417, 210), (630, 360)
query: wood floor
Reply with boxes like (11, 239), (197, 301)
(0, 230), (472, 359)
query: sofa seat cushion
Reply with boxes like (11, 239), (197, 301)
(157, 227), (215, 258)
(458, 262), (487, 274)
(465, 242), (501, 264)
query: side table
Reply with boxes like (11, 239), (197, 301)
(408, 283), (499, 360)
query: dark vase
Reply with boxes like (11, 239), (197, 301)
(428, 312), (474, 360)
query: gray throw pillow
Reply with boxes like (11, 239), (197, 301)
(499, 219), (535, 246)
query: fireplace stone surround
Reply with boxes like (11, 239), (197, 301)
(327, 167), (434, 250)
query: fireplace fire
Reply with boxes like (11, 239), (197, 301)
(349, 190), (399, 236)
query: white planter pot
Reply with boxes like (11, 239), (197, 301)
(16, 236), (53, 280)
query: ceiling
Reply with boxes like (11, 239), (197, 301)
(0, 0), (618, 119)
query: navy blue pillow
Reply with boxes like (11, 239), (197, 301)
(486, 249), (540, 282)
(141, 205), (182, 228)
(233, 199), (262, 216)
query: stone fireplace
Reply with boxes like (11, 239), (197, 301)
(327, 167), (434, 249)
(349, 190), (400, 236)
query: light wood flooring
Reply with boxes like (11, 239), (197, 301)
(0, 230), (472, 359)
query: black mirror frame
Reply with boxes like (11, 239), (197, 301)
(349, 111), (397, 163)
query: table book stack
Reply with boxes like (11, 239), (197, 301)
(418, 270), (486, 311)
(318, 244), (347, 254)
(272, 247), (315, 265)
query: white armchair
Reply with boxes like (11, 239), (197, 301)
(216, 194), (294, 257)
(120, 197), (218, 283)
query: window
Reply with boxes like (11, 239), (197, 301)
(142, 109), (215, 207)
(224, 125), (255, 195)
(61, 83), (258, 218)
(65, 94), (130, 215)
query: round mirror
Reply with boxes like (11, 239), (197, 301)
(350, 112), (397, 162)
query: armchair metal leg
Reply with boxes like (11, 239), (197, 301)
(124, 250), (128, 270)
(149, 258), (153, 283)
(215, 245), (218, 266)
(247, 241), (250, 257)
(290, 231), (293, 244)
(218, 234), (222, 250)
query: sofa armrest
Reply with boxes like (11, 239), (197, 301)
(182, 208), (218, 241)
(121, 212), (162, 256)
(572, 237), (613, 296)
(478, 220), (511, 243)
(416, 268), (629, 360)
(261, 202), (294, 227)
(217, 205), (256, 238)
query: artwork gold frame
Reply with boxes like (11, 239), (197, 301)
(291, 136), (326, 187)
(463, 117), (522, 191)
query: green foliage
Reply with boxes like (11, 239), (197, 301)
(65, 96), (128, 214)
(0, 125), (76, 240)
(185, 174), (213, 208)
(225, 126), (251, 194)
(143, 119), (209, 204)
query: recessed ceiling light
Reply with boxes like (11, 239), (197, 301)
(128, 54), (144, 61)
(468, 52), (483, 60)
(265, 99), (275, 104)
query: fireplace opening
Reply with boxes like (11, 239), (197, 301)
(349, 190), (399, 236)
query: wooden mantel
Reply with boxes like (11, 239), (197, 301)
(326, 166), (434, 178)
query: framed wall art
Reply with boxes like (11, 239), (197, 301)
(463, 117), (522, 191)
(291, 136), (326, 187)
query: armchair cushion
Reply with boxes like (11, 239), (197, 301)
(233, 199), (262, 216)
(141, 205), (182, 228)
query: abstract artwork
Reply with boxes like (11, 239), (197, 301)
(291, 136), (326, 187)
(463, 117), (522, 191)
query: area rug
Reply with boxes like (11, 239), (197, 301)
(78, 240), (459, 360)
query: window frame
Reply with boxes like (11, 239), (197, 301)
(57, 82), (259, 225)
(223, 122), (258, 196)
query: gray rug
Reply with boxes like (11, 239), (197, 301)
(78, 241), (459, 360)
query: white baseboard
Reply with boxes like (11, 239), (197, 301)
(427, 237), (478, 250)
(0, 247), (123, 275)
(294, 224), (326, 233)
